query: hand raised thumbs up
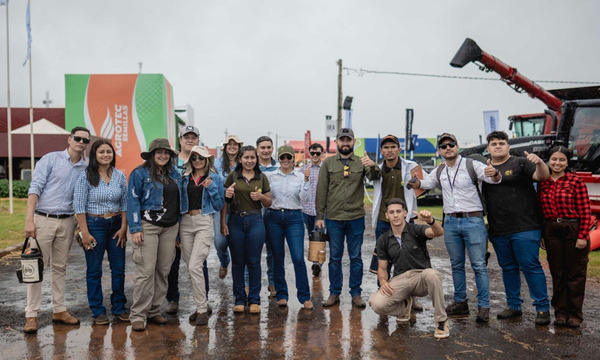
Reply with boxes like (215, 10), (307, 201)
(484, 159), (498, 177)
(250, 186), (262, 201)
(225, 182), (236, 198)
(524, 151), (542, 164)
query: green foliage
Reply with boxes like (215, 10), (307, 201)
(0, 179), (31, 198)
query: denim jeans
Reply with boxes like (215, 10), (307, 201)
(213, 210), (231, 268)
(490, 229), (549, 312)
(443, 215), (490, 308)
(302, 213), (316, 233)
(84, 215), (127, 317)
(369, 219), (391, 273)
(227, 213), (265, 305)
(326, 217), (365, 297)
(265, 209), (310, 303)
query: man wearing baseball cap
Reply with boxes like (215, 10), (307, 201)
(408, 133), (501, 323)
(315, 128), (381, 308)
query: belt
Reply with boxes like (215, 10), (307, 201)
(88, 212), (121, 219)
(268, 208), (301, 212)
(446, 211), (483, 218)
(186, 209), (202, 216)
(35, 211), (73, 219)
(549, 218), (579, 223)
(232, 209), (262, 217)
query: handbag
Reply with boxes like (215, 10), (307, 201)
(16, 237), (44, 283)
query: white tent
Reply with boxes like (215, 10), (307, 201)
(11, 118), (69, 135)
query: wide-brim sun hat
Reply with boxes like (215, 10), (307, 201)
(183, 146), (215, 176)
(141, 138), (179, 160)
(223, 135), (243, 148)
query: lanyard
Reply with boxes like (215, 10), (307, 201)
(445, 157), (463, 192)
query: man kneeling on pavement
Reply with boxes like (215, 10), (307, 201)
(369, 198), (449, 339)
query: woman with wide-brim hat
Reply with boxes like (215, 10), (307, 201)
(213, 135), (243, 279)
(179, 146), (224, 326)
(127, 138), (183, 331)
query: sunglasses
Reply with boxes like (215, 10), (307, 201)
(279, 154), (293, 160)
(72, 136), (91, 144)
(190, 155), (206, 162)
(310, 151), (322, 156)
(438, 142), (456, 150)
(343, 165), (350, 178)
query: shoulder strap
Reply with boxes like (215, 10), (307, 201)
(466, 158), (486, 214)
(435, 164), (445, 185)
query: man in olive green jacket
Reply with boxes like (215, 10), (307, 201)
(316, 128), (381, 308)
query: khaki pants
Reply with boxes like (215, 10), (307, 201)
(179, 213), (214, 313)
(130, 221), (178, 323)
(369, 268), (447, 323)
(26, 214), (77, 317)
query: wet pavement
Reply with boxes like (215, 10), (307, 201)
(1, 215), (600, 359)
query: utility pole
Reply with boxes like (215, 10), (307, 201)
(42, 91), (52, 108)
(337, 59), (343, 132)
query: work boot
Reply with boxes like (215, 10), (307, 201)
(396, 298), (413, 323)
(195, 312), (209, 326)
(218, 267), (228, 279)
(166, 301), (179, 314)
(147, 315), (167, 325)
(249, 304), (261, 314)
(476, 307), (490, 323)
(131, 320), (145, 332)
(445, 301), (469, 316)
(93, 314), (110, 325)
(303, 300), (314, 310)
(412, 297), (423, 311)
(553, 315), (568, 327)
(535, 311), (550, 326)
(207, 304), (213, 314)
(24, 317), (37, 334)
(268, 285), (277, 298)
(322, 295), (340, 307)
(497, 308), (522, 319)
(352, 295), (366, 309)
(567, 318), (582, 328)
(311, 264), (321, 277)
(434, 320), (450, 339)
(117, 312), (130, 322)
(233, 305), (245, 313)
(52, 311), (80, 325)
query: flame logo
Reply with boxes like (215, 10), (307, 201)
(100, 107), (115, 140)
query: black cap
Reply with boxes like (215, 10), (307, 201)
(336, 128), (355, 140)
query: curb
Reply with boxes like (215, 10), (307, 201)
(0, 243), (24, 259)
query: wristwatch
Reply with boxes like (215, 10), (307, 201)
(427, 219), (435, 226)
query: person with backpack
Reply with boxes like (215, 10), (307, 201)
(407, 133), (500, 323)
(483, 131), (551, 326)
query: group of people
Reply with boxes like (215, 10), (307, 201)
(21, 125), (592, 340)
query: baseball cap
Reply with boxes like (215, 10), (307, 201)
(277, 145), (294, 157)
(380, 134), (399, 146)
(179, 125), (200, 138)
(438, 133), (457, 147)
(336, 128), (355, 140)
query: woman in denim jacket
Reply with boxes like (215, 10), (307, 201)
(127, 138), (183, 332)
(180, 146), (224, 326)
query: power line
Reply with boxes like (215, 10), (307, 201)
(343, 67), (600, 85)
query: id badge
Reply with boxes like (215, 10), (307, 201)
(447, 193), (456, 207)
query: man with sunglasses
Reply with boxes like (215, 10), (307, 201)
(408, 133), (500, 323)
(23, 126), (91, 334)
(315, 128), (381, 308)
(301, 143), (325, 277)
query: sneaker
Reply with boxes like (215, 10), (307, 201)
(277, 299), (288, 307)
(249, 304), (261, 314)
(166, 301), (179, 314)
(434, 320), (450, 339)
(535, 311), (550, 326)
(147, 315), (167, 325)
(352, 295), (366, 309)
(268, 285), (277, 298)
(233, 305), (245, 313)
(131, 320), (145, 332)
(218, 266), (228, 279)
(412, 297), (424, 312)
(476, 307), (490, 323)
(497, 308), (522, 319)
(94, 314), (110, 325)
(322, 295), (340, 307)
(311, 264), (321, 277)
(445, 301), (469, 316)
(23, 317), (37, 334)
(396, 298), (413, 323)
(303, 300), (314, 310)
(117, 312), (130, 322)
(195, 312), (209, 326)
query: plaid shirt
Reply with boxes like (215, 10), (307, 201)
(538, 171), (592, 240)
(300, 162), (321, 216)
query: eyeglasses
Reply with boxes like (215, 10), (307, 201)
(309, 151), (322, 156)
(190, 155), (206, 162)
(279, 154), (293, 160)
(343, 165), (350, 177)
(72, 136), (91, 144)
(438, 142), (456, 150)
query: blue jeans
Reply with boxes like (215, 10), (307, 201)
(490, 229), (549, 312)
(213, 211), (231, 268)
(369, 219), (391, 273)
(326, 217), (365, 297)
(443, 215), (490, 308)
(227, 213), (265, 305)
(265, 209), (310, 303)
(84, 215), (127, 317)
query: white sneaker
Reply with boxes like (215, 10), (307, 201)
(434, 320), (450, 339)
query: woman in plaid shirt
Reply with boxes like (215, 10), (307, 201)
(538, 146), (592, 328)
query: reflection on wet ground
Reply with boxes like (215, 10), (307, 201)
(2, 222), (600, 359)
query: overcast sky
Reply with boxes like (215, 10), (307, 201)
(1, 0), (599, 148)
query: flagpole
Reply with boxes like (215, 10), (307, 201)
(5, 0), (13, 214)
(26, 0), (33, 177)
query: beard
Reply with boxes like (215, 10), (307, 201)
(337, 144), (353, 156)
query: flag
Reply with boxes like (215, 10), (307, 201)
(0, 0), (7, 6)
(23, 0), (31, 66)
(483, 110), (500, 135)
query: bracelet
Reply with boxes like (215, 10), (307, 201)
(427, 219), (435, 226)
